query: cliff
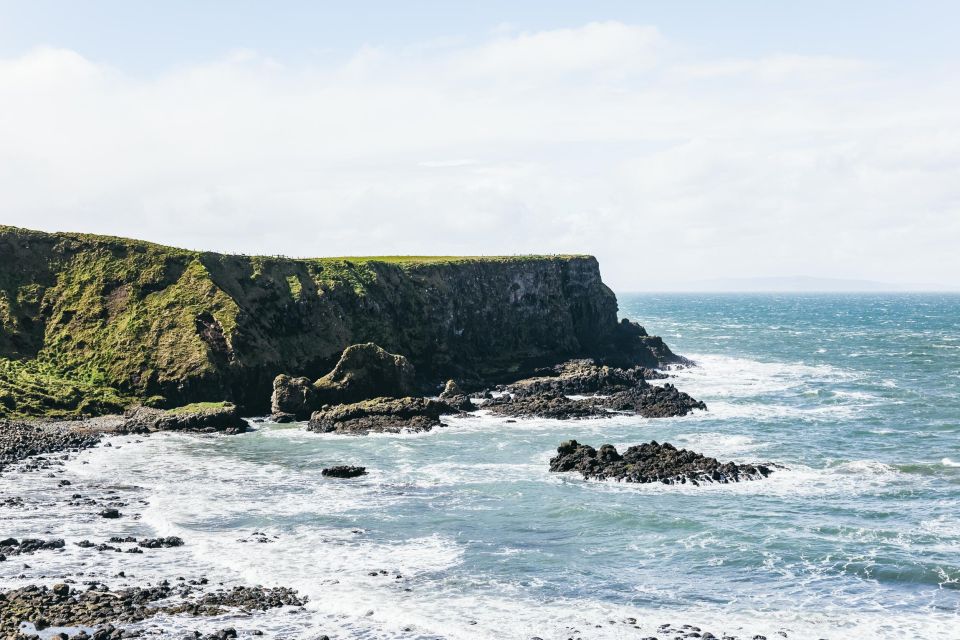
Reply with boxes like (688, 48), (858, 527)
(0, 225), (679, 417)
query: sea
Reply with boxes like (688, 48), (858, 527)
(3, 293), (959, 639)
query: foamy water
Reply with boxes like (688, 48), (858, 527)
(2, 293), (959, 638)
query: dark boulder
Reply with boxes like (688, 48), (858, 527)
(270, 375), (319, 420)
(549, 440), (774, 484)
(438, 379), (475, 411)
(321, 465), (368, 478)
(307, 397), (457, 435)
(314, 343), (416, 404)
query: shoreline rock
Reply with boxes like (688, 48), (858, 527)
(549, 440), (775, 485)
(122, 403), (249, 435)
(306, 397), (458, 434)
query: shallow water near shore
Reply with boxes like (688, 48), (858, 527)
(3, 293), (959, 638)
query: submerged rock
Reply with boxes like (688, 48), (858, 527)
(321, 465), (368, 478)
(306, 397), (457, 434)
(549, 440), (774, 485)
(122, 403), (249, 434)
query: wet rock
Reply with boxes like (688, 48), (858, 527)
(507, 359), (665, 398)
(138, 536), (185, 549)
(321, 465), (367, 478)
(485, 382), (705, 420)
(549, 440), (775, 484)
(99, 508), (122, 518)
(306, 397), (457, 435)
(122, 403), (249, 435)
(0, 581), (305, 637)
(0, 420), (104, 474)
(438, 380), (475, 411)
(0, 537), (65, 558)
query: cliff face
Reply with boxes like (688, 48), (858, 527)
(0, 225), (676, 417)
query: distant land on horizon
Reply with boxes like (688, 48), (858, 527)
(627, 276), (958, 293)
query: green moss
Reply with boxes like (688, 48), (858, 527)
(0, 357), (134, 419)
(164, 401), (232, 415)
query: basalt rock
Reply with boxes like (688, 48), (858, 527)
(0, 420), (104, 473)
(507, 359), (665, 398)
(485, 383), (705, 420)
(321, 465), (368, 478)
(269, 375), (319, 420)
(0, 580), (305, 637)
(549, 440), (774, 485)
(438, 379), (475, 411)
(122, 403), (249, 434)
(271, 343), (417, 419)
(306, 397), (457, 435)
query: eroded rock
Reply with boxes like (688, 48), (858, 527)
(122, 403), (249, 434)
(549, 440), (774, 485)
(306, 397), (456, 434)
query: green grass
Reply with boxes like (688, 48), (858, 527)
(0, 357), (134, 419)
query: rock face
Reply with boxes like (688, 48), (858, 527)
(0, 225), (681, 418)
(122, 403), (249, 434)
(306, 397), (457, 434)
(549, 440), (774, 485)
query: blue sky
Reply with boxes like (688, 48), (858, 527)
(3, 1), (958, 71)
(1, 2), (958, 289)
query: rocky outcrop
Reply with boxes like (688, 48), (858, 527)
(506, 359), (664, 398)
(438, 379), (475, 411)
(271, 343), (416, 419)
(0, 225), (682, 418)
(485, 380), (705, 420)
(306, 397), (458, 435)
(549, 440), (774, 485)
(313, 343), (415, 404)
(122, 403), (249, 434)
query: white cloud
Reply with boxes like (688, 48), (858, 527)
(0, 23), (958, 289)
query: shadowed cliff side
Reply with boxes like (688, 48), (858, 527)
(0, 225), (682, 417)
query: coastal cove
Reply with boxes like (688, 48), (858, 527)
(1, 293), (957, 638)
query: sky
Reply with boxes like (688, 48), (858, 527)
(1, 1), (958, 290)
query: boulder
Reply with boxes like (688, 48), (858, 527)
(438, 379), (475, 411)
(123, 403), (249, 434)
(549, 440), (774, 484)
(307, 397), (457, 435)
(314, 343), (416, 404)
(321, 465), (367, 478)
(484, 382), (705, 420)
(270, 375), (319, 420)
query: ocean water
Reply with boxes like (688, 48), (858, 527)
(3, 293), (960, 639)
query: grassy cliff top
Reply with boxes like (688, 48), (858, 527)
(0, 225), (591, 265)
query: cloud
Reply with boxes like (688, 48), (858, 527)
(0, 23), (958, 289)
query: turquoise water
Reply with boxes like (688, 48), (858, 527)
(5, 294), (959, 638)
